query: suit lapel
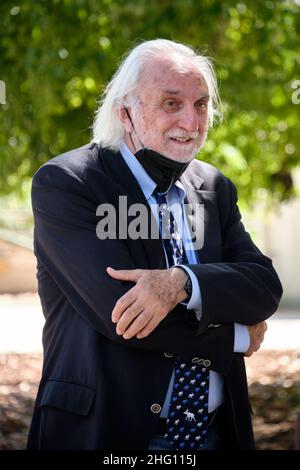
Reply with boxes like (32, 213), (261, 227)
(180, 165), (222, 263)
(99, 147), (165, 269)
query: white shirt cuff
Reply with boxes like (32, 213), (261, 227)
(234, 323), (250, 353)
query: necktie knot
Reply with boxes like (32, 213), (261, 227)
(153, 188), (167, 206)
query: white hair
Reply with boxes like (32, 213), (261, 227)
(92, 39), (222, 150)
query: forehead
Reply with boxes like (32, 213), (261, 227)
(138, 56), (209, 98)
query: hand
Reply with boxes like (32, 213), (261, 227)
(245, 321), (267, 357)
(107, 267), (188, 340)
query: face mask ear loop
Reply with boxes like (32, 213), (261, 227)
(124, 108), (137, 152)
(157, 173), (175, 196)
(125, 108), (145, 153)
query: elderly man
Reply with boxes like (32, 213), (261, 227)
(27, 39), (282, 450)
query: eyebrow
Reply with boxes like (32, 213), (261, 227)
(162, 89), (210, 100)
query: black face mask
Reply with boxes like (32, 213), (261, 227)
(134, 147), (190, 194)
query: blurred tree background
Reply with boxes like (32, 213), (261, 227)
(1, 2), (300, 451)
(0, 0), (299, 209)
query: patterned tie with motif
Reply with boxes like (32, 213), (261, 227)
(155, 189), (210, 450)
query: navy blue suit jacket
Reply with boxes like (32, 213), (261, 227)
(27, 143), (282, 449)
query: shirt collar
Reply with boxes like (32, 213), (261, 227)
(119, 141), (186, 202)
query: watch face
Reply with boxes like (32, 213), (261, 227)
(185, 277), (192, 297)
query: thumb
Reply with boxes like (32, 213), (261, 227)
(106, 267), (141, 283)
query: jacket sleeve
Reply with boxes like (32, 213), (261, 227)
(32, 162), (234, 374)
(186, 177), (283, 334)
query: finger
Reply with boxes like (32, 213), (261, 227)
(122, 310), (153, 340)
(116, 303), (144, 336)
(244, 348), (253, 357)
(111, 290), (136, 323)
(107, 267), (141, 283)
(136, 317), (160, 339)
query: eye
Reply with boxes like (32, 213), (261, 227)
(162, 99), (181, 111)
(195, 101), (208, 112)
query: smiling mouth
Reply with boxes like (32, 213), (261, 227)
(170, 137), (193, 143)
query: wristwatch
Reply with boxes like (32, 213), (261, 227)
(172, 265), (193, 301)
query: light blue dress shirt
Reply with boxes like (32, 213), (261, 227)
(119, 142), (250, 414)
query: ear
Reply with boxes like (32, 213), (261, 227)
(118, 107), (133, 133)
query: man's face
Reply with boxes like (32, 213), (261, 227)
(128, 57), (210, 162)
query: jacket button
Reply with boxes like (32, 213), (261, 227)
(150, 404), (161, 414)
(164, 352), (174, 358)
(203, 359), (211, 368)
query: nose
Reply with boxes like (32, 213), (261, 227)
(177, 104), (199, 133)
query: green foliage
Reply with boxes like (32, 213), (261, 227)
(0, 0), (299, 207)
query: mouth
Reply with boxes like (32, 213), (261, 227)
(170, 137), (194, 144)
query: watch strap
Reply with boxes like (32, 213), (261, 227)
(172, 265), (192, 302)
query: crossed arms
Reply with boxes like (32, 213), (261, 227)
(32, 161), (282, 374)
